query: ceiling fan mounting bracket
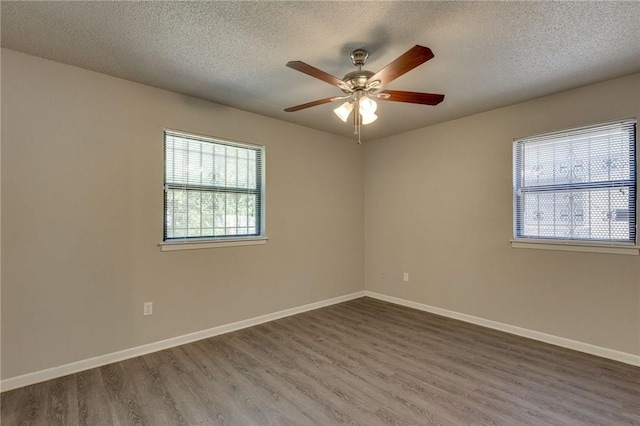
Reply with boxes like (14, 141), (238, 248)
(350, 49), (369, 68)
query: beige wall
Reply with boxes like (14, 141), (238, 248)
(2, 48), (638, 382)
(1, 49), (364, 379)
(365, 73), (640, 356)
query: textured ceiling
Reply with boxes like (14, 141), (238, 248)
(2, 1), (640, 141)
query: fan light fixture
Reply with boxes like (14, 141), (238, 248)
(359, 96), (378, 124)
(333, 102), (353, 122)
(333, 97), (378, 125)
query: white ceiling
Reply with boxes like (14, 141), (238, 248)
(2, 1), (639, 141)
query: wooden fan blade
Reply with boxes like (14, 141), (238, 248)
(366, 45), (434, 88)
(284, 96), (341, 112)
(377, 90), (444, 105)
(286, 61), (351, 91)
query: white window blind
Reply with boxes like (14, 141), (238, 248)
(164, 130), (265, 241)
(513, 119), (636, 243)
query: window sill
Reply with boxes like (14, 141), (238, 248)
(511, 239), (639, 255)
(159, 237), (268, 252)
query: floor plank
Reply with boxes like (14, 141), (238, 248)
(2, 297), (639, 425)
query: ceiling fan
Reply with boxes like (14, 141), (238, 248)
(284, 45), (445, 143)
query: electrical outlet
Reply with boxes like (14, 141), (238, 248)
(382, 272), (386, 279)
(403, 272), (409, 282)
(143, 302), (153, 316)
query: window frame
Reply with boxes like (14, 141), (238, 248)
(511, 119), (639, 255)
(160, 129), (266, 251)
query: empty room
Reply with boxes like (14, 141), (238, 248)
(1, 1), (639, 425)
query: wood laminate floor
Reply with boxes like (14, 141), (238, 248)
(2, 297), (639, 425)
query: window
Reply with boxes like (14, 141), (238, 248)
(513, 119), (636, 246)
(164, 130), (265, 244)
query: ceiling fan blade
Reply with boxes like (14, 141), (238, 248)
(377, 90), (444, 105)
(284, 96), (343, 112)
(366, 45), (434, 88)
(286, 61), (351, 91)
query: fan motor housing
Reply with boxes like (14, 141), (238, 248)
(342, 70), (375, 93)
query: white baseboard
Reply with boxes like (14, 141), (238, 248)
(0, 291), (366, 392)
(365, 291), (640, 367)
(4, 289), (636, 392)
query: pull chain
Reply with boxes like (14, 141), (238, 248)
(353, 95), (362, 144)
